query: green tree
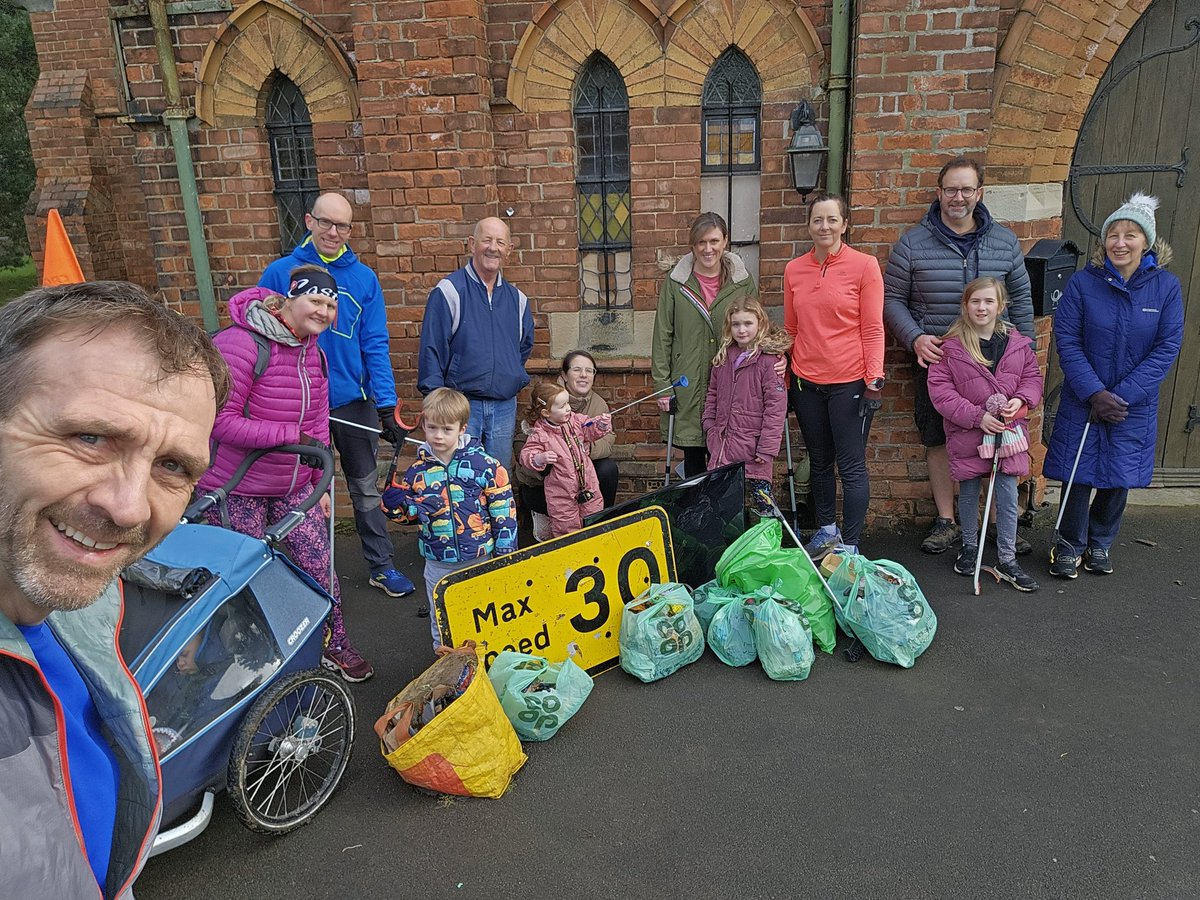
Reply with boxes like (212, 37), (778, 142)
(0, 1), (38, 269)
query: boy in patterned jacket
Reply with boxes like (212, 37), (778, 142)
(382, 388), (517, 650)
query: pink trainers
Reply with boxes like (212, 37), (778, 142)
(321, 640), (374, 683)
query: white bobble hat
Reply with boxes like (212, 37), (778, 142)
(1101, 191), (1159, 247)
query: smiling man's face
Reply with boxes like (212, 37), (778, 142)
(0, 324), (215, 624)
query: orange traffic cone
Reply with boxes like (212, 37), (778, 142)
(42, 209), (84, 286)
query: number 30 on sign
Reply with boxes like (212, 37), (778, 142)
(433, 507), (677, 674)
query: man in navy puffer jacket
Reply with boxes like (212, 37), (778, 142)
(261, 192), (414, 598)
(883, 157), (1035, 555)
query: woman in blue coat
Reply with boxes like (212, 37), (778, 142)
(1045, 192), (1184, 578)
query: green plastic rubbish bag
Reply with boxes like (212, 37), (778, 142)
(752, 595), (815, 681)
(487, 651), (594, 741)
(619, 582), (705, 683)
(825, 555), (937, 668)
(692, 579), (743, 633)
(707, 593), (757, 667)
(714, 519), (837, 654)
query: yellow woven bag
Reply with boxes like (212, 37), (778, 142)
(374, 643), (526, 799)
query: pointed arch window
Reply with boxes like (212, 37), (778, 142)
(574, 53), (631, 308)
(700, 47), (762, 280)
(265, 74), (319, 253)
(702, 47), (762, 173)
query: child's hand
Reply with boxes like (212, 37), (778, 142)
(980, 412), (1007, 434)
(533, 451), (558, 468)
(595, 414), (612, 433)
(1001, 397), (1023, 418)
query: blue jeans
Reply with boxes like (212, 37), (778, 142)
(424, 556), (488, 652)
(467, 397), (518, 472)
(958, 473), (1018, 564)
(1056, 484), (1129, 556)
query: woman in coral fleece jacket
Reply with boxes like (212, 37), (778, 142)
(197, 267), (372, 682)
(784, 191), (886, 557)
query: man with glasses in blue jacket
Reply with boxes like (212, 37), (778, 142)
(261, 192), (415, 599)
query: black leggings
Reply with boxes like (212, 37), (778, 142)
(520, 456), (620, 513)
(791, 378), (872, 546)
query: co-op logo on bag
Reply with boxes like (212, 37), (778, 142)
(287, 616), (312, 647)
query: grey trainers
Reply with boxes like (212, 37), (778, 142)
(921, 518), (961, 554)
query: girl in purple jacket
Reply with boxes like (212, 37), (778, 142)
(197, 266), (372, 682)
(928, 277), (1044, 592)
(702, 296), (791, 515)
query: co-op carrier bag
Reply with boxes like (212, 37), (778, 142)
(618, 582), (705, 682)
(374, 643), (526, 798)
(824, 554), (937, 668)
(487, 651), (594, 742)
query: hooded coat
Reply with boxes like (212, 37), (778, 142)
(1044, 251), (1184, 489)
(259, 238), (397, 410)
(702, 330), (792, 481)
(651, 251), (757, 446)
(926, 331), (1044, 481)
(197, 287), (330, 498)
(518, 413), (610, 537)
(883, 201), (1036, 346)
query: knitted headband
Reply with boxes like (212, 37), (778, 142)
(1101, 191), (1159, 247)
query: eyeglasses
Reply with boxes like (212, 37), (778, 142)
(939, 186), (979, 198)
(310, 216), (352, 236)
(567, 366), (596, 376)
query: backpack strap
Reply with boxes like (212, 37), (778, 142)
(213, 325), (271, 417)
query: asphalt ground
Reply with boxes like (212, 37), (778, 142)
(135, 505), (1200, 900)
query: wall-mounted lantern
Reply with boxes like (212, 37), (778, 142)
(787, 100), (828, 199)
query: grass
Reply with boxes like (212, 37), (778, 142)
(0, 259), (36, 304)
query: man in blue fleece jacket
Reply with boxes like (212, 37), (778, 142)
(417, 216), (534, 471)
(260, 192), (414, 598)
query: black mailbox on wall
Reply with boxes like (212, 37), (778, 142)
(1025, 239), (1081, 316)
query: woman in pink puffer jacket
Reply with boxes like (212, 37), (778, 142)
(197, 267), (373, 681)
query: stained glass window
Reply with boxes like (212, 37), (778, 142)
(574, 54), (632, 309)
(702, 47), (762, 173)
(265, 74), (319, 253)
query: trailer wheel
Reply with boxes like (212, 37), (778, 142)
(227, 669), (354, 834)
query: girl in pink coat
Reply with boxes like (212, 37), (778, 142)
(518, 381), (612, 538)
(702, 296), (791, 515)
(927, 277), (1044, 593)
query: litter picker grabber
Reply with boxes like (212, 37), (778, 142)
(1052, 419), (1092, 554)
(974, 448), (1003, 595)
(782, 417), (799, 531)
(664, 394), (678, 487)
(588, 375), (689, 426)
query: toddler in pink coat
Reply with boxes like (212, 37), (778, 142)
(518, 381), (612, 538)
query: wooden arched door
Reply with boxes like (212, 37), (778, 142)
(1063, 0), (1200, 480)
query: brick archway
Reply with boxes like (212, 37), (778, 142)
(987, 0), (1154, 185)
(196, 0), (358, 127)
(506, 0), (664, 110)
(663, 0), (823, 104)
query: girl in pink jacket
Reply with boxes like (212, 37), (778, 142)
(518, 381), (612, 538)
(927, 277), (1044, 593)
(702, 296), (791, 515)
(198, 267), (372, 681)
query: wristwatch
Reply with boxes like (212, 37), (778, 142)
(867, 377), (885, 392)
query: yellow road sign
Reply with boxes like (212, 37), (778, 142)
(434, 507), (676, 674)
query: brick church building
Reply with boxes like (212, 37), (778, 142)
(20, 0), (1198, 522)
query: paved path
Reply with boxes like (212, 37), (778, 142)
(135, 505), (1200, 900)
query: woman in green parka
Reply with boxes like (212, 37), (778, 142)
(651, 212), (758, 478)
